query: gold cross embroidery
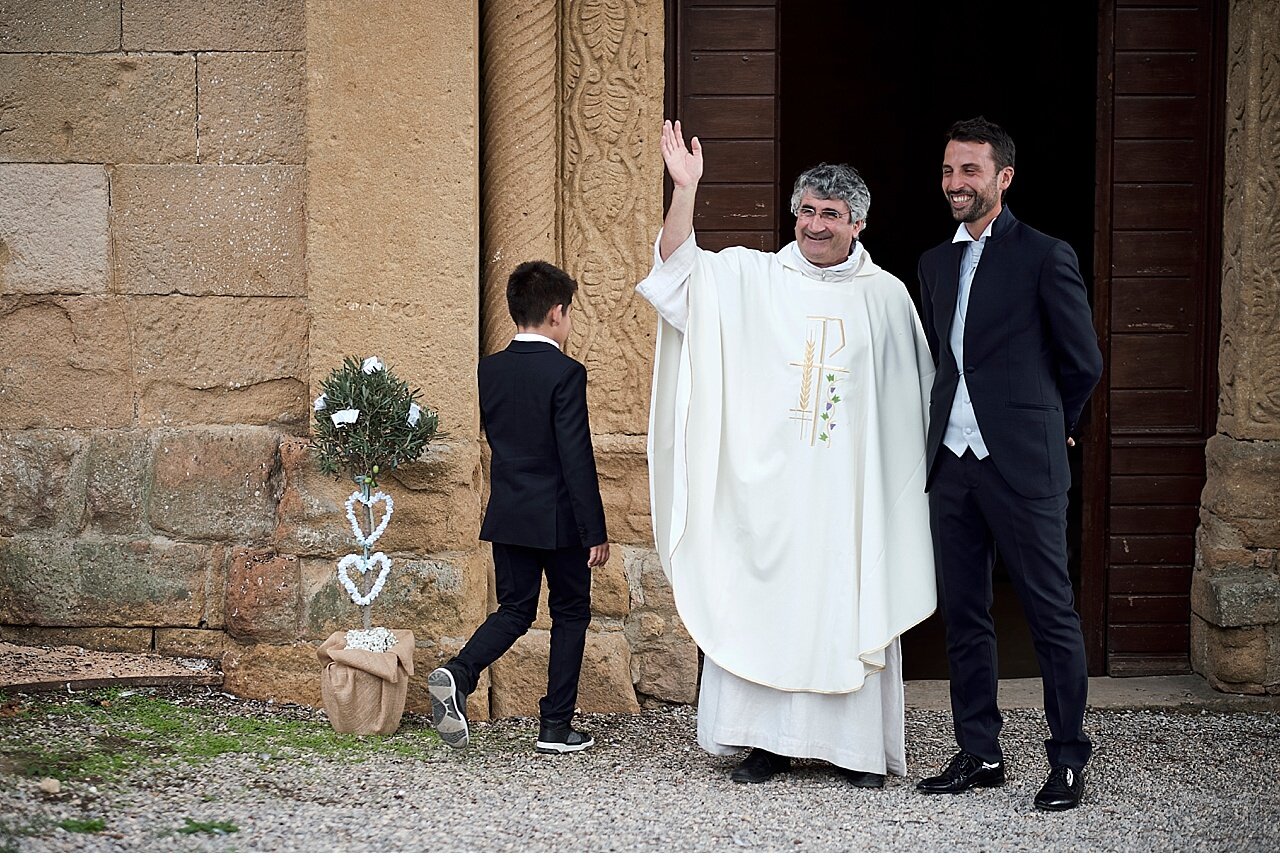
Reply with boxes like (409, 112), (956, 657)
(788, 316), (849, 447)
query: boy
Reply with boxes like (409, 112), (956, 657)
(428, 260), (610, 754)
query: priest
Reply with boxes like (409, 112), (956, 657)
(637, 120), (937, 787)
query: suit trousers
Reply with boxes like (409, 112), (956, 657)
(447, 542), (592, 724)
(929, 448), (1093, 770)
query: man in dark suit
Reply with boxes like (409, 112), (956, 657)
(428, 260), (609, 755)
(914, 117), (1103, 811)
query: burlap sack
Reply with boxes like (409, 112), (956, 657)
(317, 629), (415, 735)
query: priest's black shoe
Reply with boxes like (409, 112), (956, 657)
(838, 768), (885, 789)
(916, 750), (1006, 793)
(731, 748), (791, 784)
(535, 720), (594, 754)
(1034, 765), (1085, 811)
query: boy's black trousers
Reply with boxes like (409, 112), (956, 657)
(445, 542), (592, 724)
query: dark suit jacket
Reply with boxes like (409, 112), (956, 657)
(918, 208), (1103, 499)
(478, 340), (608, 549)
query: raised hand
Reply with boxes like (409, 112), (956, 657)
(661, 119), (703, 189)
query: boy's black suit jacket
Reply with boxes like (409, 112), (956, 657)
(478, 339), (608, 549)
(918, 209), (1103, 499)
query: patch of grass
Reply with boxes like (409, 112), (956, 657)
(0, 688), (445, 783)
(177, 818), (238, 836)
(56, 818), (105, 834)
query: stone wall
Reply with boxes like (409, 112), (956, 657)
(0, 0), (311, 697)
(1191, 0), (1280, 694)
(0, 1), (695, 717)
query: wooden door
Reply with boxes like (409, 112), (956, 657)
(665, 0), (779, 251)
(1084, 0), (1226, 675)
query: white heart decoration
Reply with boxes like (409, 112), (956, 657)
(344, 490), (394, 548)
(336, 552), (391, 607)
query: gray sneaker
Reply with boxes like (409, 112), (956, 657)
(428, 667), (469, 749)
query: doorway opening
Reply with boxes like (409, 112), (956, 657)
(778, 3), (1098, 678)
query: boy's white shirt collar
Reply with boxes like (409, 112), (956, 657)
(513, 332), (562, 350)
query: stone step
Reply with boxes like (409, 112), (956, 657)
(0, 642), (222, 694)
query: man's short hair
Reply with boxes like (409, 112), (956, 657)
(789, 163), (871, 223)
(946, 116), (1016, 172)
(507, 260), (578, 327)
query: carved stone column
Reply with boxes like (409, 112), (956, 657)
(480, 0), (560, 355)
(1191, 0), (1280, 694)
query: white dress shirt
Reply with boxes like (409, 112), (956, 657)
(942, 218), (996, 459)
(512, 332), (561, 350)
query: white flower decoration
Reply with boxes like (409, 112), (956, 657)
(362, 356), (384, 374)
(407, 402), (421, 427)
(313, 393), (327, 412)
(344, 490), (393, 547)
(331, 408), (360, 427)
(336, 552), (391, 607)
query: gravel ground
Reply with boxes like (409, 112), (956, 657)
(3, 688), (1278, 853)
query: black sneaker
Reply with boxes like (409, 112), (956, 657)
(535, 720), (594, 754)
(428, 666), (469, 749)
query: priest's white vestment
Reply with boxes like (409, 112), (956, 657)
(638, 231), (937, 772)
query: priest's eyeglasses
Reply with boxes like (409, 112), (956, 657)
(794, 204), (852, 224)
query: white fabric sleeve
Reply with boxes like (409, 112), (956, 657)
(635, 229), (699, 333)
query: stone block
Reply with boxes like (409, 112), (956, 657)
(226, 547), (300, 643)
(0, 536), (214, 627)
(155, 628), (232, 660)
(623, 545), (674, 613)
(274, 438), (482, 556)
(488, 628), (639, 718)
(1191, 566), (1280, 628)
(0, 296), (134, 429)
(595, 442), (653, 546)
(301, 549), (488, 645)
(0, 624), (153, 653)
(591, 550), (630, 618)
(306, 5), (479, 441)
(111, 165), (305, 297)
(198, 52), (305, 164)
(83, 431), (148, 534)
(221, 640), (320, 707)
(0, 431), (85, 535)
(631, 638), (699, 705)
(0, 165), (108, 294)
(123, 0), (303, 51)
(1191, 614), (1269, 692)
(149, 428), (281, 541)
(1196, 511), (1255, 570)
(128, 296), (308, 427)
(0, 0), (120, 52)
(0, 54), (194, 163)
(1201, 435), (1280, 546)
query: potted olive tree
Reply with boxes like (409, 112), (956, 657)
(310, 355), (440, 735)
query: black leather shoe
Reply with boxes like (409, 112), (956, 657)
(535, 720), (594, 754)
(427, 666), (469, 749)
(916, 750), (1006, 793)
(1034, 765), (1084, 811)
(730, 748), (791, 784)
(839, 768), (885, 789)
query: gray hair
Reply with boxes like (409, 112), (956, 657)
(789, 163), (870, 223)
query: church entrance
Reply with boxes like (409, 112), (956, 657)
(777, 3), (1097, 679)
(665, 0), (1224, 679)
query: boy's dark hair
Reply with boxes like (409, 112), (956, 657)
(946, 116), (1016, 172)
(507, 260), (578, 327)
